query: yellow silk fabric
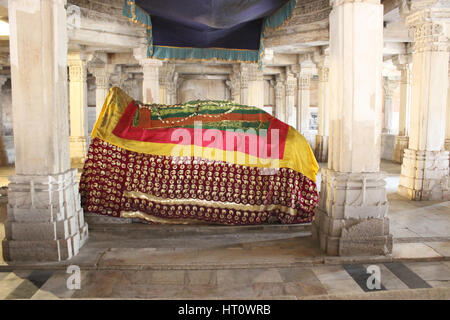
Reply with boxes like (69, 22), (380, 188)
(91, 87), (319, 182)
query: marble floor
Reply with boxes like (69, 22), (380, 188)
(0, 261), (450, 299)
(0, 161), (450, 299)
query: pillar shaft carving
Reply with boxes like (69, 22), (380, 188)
(285, 74), (297, 127)
(399, 5), (450, 200)
(68, 51), (89, 167)
(89, 63), (113, 117)
(393, 54), (412, 163)
(285, 79), (296, 97)
(158, 63), (176, 104)
(383, 77), (399, 135)
(239, 64), (249, 89)
(274, 80), (285, 122)
(315, 52), (330, 162)
(297, 72), (312, 135)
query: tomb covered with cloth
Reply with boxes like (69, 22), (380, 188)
(80, 87), (319, 225)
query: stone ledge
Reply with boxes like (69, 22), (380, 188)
(84, 212), (132, 225)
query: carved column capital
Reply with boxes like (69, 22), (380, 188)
(392, 54), (412, 84)
(136, 59), (161, 83)
(405, 6), (450, 53)
(315, 50), (330, 83)
(247, 63), (262, 81)
(239, 64), (249, 89)
(68, 52), (88, 83)
(274, 80), (285, 100)
(139, 59), (163, 68)
(133, 47), (162, 82)
(88, 65), (111, 89)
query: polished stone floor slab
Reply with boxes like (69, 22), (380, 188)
(392, 243), (442, 260)
(384, 262), (432, 289)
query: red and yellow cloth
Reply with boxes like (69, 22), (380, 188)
(80, 87), (319, 225)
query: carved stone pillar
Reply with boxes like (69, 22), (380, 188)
(381, 77), (399, 160)
(141, 60), (162, 104)
(446, 66), (450, 151)
(285, 72), (297, 127)
(134, 47), (162, 104)
(383, 77), (397, 134)
(68, 52), (89, 167)
(3, 0), (88, 261)
(159, 63), (175, 105)
(230, 65), (241, 104)
(165, 82), (175, 105)
(0, 75), (10, 166)
(134, 73), (144, 102)
(159, 66), (168, 105)
(315, 55), (330, 163)
(121, 72), (141, 101)
(393, 54), (412, 163)
(239, 64), (249, 105)
(89, 62), (112, 118)
(274, 78), (286, 122)
(227, 80), (238, 103)
(314, 0), (391, 256)
(297, 73), (311, 134)
(248, 64), (264, 108)
(399, 6), (450, 201)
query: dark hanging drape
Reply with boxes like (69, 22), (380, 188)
(123, 0), (297, 65)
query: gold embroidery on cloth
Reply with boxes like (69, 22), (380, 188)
(120, 211), (212, 224)
(123, 190), (297, 216)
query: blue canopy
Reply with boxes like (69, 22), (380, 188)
(123, 0), (296, 66)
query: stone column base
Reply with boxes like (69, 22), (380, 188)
(2, 170), (89, 261)
(446, 138), (450, 151)
(399, 149), (450, 200)
(314, 168), (392, 256)
(314, 135), (328, 162)
(393, 136), (409, 164)
(69, 136), (89, 168)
